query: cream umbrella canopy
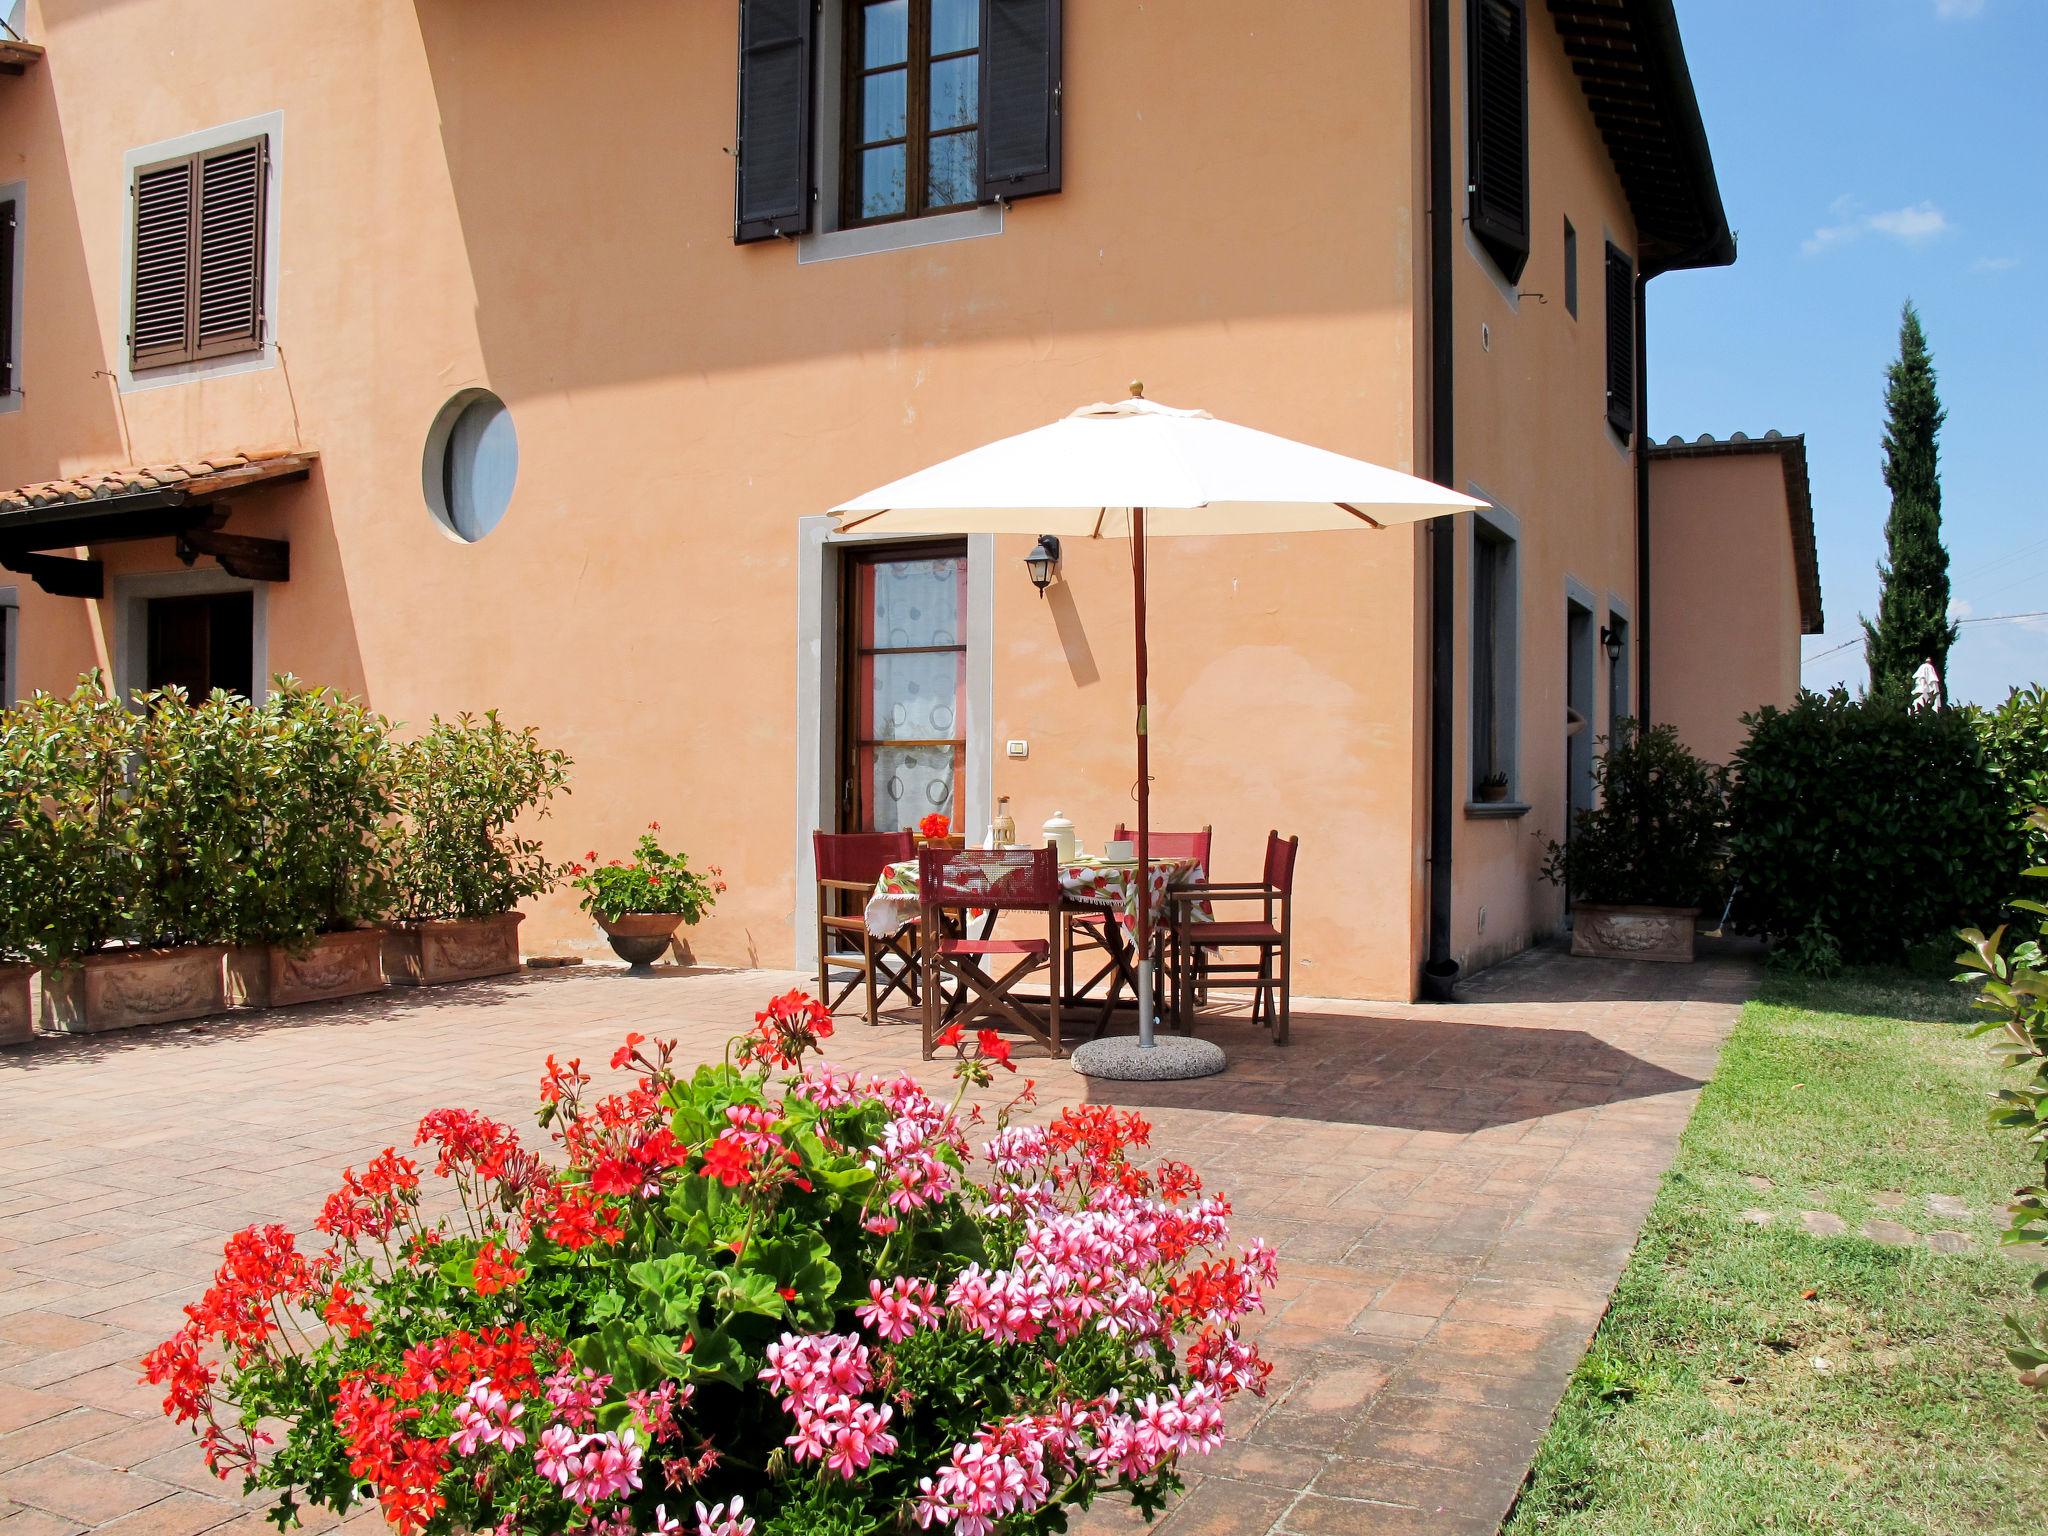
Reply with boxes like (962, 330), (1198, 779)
(832, 388), (1487, 1072)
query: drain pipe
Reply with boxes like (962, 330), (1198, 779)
(1422, 0), (1459, 1000)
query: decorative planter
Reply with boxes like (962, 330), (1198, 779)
(1476, 782), (1510, 804)
(40, 946), (230, 1034)
(0, 964), (31, 1045)
(228, 931), (389, 1010)
(594, 911), (684, 968)
(1570, 904), (1699, 964)
(384, 913), (525, 987)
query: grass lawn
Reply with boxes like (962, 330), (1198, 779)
(1504, 967), (2048, 1535)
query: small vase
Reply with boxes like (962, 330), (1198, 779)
(595, 912), (684, 969)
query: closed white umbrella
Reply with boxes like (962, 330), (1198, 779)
(831, 387), (1486, 1071)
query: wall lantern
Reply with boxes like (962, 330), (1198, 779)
(1024, 534), (1062, 596)
(1600, 624), (1623, 663)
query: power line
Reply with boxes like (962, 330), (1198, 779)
(1958, 610), (2048, 626)
(1802, 612), (2048, 672)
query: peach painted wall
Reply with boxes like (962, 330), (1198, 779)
(1649, 452), (1801, 764)
(0, 0), (1448, 998)
(1444, 1), (1644, 973)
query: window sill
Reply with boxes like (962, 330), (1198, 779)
(797, 204), (1004, 265)
(1464, 800), (1531, 820)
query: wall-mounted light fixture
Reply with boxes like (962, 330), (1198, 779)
(1024, 534), (1062, 596)
(1600, 624), (1623, 663)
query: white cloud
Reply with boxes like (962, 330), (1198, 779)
(1935, 0), (1985, 18)
(1802, 199), (1951, 256)
(1972, 254), (2021, 273)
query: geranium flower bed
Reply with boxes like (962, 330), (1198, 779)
(142, 992), (1275, 1536)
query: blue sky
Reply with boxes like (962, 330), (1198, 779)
(1651, 0), (2046, 706)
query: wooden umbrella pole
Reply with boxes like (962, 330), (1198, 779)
(1133, 504), (1155, 1049)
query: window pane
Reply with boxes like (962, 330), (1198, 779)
(862, 68), (907, 143)
(869, 652), (966, 741)
(862, 0), (908, 66)
(931, 0), (979, 54)
(872, 555), (965, 647)
(861, 144), (907, 218)
(926, 130), (978, 210)
(865, 745), (956, 834)
(929, 55), (978, 130)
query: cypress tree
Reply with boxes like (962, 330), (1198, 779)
(1861, 300), (1958, 701)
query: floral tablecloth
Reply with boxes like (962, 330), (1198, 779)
(864, 855), (1206, 938)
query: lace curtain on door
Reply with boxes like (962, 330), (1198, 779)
(854, 553), (967, 833)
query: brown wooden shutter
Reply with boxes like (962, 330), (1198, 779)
(191, 136), (268, 361)
(0, 198), (15, 396)
(979, 0), (1061, 201)
(1466, 0), (1529, 282)
(734, 0), (813, 244)
(131, 155), (196, 367)
(1605, 243), (1636, 440)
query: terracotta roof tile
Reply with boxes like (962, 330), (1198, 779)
(0, 450), (318, 520)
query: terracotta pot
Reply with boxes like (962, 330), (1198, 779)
(384, 913), (525, 986)
(1569, 904), (1699, 963)
(594, 911), (685, 968)
(229, 930), (389, 1009)
(40, 946), (230, 1034)
(1476, 782), (1510, 804)
(0, 963), (31, 1046)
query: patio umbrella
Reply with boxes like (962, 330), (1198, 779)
(831, 386), (1486, 1075)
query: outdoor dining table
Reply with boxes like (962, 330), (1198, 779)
(863, 852), (1208, 1017)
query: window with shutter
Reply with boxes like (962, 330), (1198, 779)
(735, 0), (814, 243)
(979, 0), (1059, 202)
(1466, 0), (1529, 283)
(1605, 243), (1636, 440)
(129, 136), (268, 370)
(1, 197), (16, 397)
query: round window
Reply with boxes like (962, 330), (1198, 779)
(423, 389), (518, 542)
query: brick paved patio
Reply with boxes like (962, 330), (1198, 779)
(0, 946), (1753, 1536)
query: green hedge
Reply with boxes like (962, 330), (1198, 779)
(0, 676), (570, 967)
(1727, 688), (2017, 964)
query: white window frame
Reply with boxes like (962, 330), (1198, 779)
(119, 110), (284, 394)
(0, 584), (18, 708)
(1467, 493), (1524, 813)
(112, 568), (269, 704)
(0, 179), (22, 416)
(792, 514), (995, 970)
(1604, 593), (1632, 734)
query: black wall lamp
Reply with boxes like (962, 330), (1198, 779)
(1600, 624), (1623, 663)
(1024, 534), (1062, 596)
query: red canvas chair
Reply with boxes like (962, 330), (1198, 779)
(1171, 831), (1299, 1045)
(1066, 824), (1212, 1034)
(813, 830), (919, 1024)
(918, 844), (1064, 1059)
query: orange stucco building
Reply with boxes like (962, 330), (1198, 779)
(1647, 432), (1823, 764)
(0, 0), (1814, 999)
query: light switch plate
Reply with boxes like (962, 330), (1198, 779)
(1006, 740), (1029, 758)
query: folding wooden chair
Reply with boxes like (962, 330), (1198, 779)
(1065, 824), (1212, 1035)
(814, 830), (920, 1024)
(918, 844), (1064, 1059)
(1171, 831), (1299, 1045)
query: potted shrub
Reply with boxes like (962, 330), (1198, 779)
(571, 823), (724, 968)
(224, 682), (398, 1009)
(1541, 720), (1728, 963)
(142, 997), (1278, 1535)
(385, 711), (571, 985)
(1475, 770), (1510, 805)
(0, 677), (223, 1035)
(0, 689), (119, 1040)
